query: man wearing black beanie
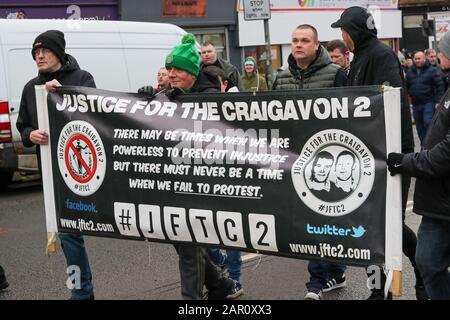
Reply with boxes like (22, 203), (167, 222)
(31, 30), (67, 65)
(17, 30), (96, 300)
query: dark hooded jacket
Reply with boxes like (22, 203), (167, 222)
(201, 57), (243, 91)
(401, 88), (450, 221)
(405, 61), (445, 105)
(344, 13), (414, 153)
(16, 54), (96, 149)
(192, 69), (222, 93)
(272, 45), (347, 90)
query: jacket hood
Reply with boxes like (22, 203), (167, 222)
(287, 45), (332, 77)
(332, 7), (377, 51)
(243, 56), (257, 77)
(38, 54), (80, 81)
(192, 70), (221, 93)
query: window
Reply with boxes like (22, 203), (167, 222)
(186, 28), (227, 60)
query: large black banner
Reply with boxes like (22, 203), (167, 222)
(39, 85), (402, 267)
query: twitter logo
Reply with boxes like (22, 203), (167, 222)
(351, 226), (366, 238)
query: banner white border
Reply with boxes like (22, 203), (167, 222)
(35, 85), (57, 233)
(383, 86), (403, 275)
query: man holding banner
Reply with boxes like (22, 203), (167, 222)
(161, 33), (234, 300)
(387, 31), (450, 300)
(331, 6), (426, 300)
(16, 30), (96, 300)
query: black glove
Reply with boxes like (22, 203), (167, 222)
(165, 87), (184, 100)
(386, 152), (404, 176)
(137, 85), (158, 97)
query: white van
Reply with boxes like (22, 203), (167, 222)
(0, 19), (186, 187)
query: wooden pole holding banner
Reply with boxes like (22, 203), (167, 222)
(392, 271), (402, 296)
(35, 85), (59, 255)
(47, 232), (57, 254)
(383, 86), (403, 298)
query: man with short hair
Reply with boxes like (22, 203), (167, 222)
(272, 25), (346, 90)
(273, 24), (347, 300)
(16, 30), (96, 300)
(326, 39), (350, 72)
(425, 48), (438, 66)
(155, 67), (170, 90)
(425, 48), (449, 91)
(387, 30), (450, 300)
(331, 6), (426, 300)
(200, 42), (243, 91)
(406, 51), (445, 143)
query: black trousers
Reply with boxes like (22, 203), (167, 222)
(174, 244), (222, 300)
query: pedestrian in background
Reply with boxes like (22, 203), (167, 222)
(155, 67), (170, 91)
(200, 41), (243, 91)
(240, 56), (268, 92)
(406, 51), (445, 143)
(326, 39), (350, 73)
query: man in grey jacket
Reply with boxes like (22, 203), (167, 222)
(272, 25), (346, 90)
(273, 24), (347, 300)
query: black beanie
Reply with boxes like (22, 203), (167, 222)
(32, 30), (66, 64)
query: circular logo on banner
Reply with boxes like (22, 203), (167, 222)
(291, 129), (375, 217)
(57, 121), (106, 196)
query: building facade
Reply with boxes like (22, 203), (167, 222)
(0, 0), (119, 20)
(400, 0), (450, 52)
(121, 0), (241, 70)
(238, 1), (403, 81)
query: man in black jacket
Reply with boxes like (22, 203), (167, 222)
(331, 6), (426, 300)
(200, 42), (243, 91)
(16, 30), (96, 300)
(387, 30), (450, 300)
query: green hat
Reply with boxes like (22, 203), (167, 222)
(165, 33), (201, 77)
(244, 56), (256, 66)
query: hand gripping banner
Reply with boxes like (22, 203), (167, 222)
(36, 85), (402, 273)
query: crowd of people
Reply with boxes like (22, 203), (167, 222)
(1, 6), (449, 301)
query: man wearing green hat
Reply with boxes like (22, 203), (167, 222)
(159, 33), (234, 300)
(240, 56), (268, 92)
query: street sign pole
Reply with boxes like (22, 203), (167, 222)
(433, 18), (437, 51)
(264, 18), (273, 89)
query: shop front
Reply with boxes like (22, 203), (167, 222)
(238, 0), (403, 79)
(121, 0), (241, 68)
